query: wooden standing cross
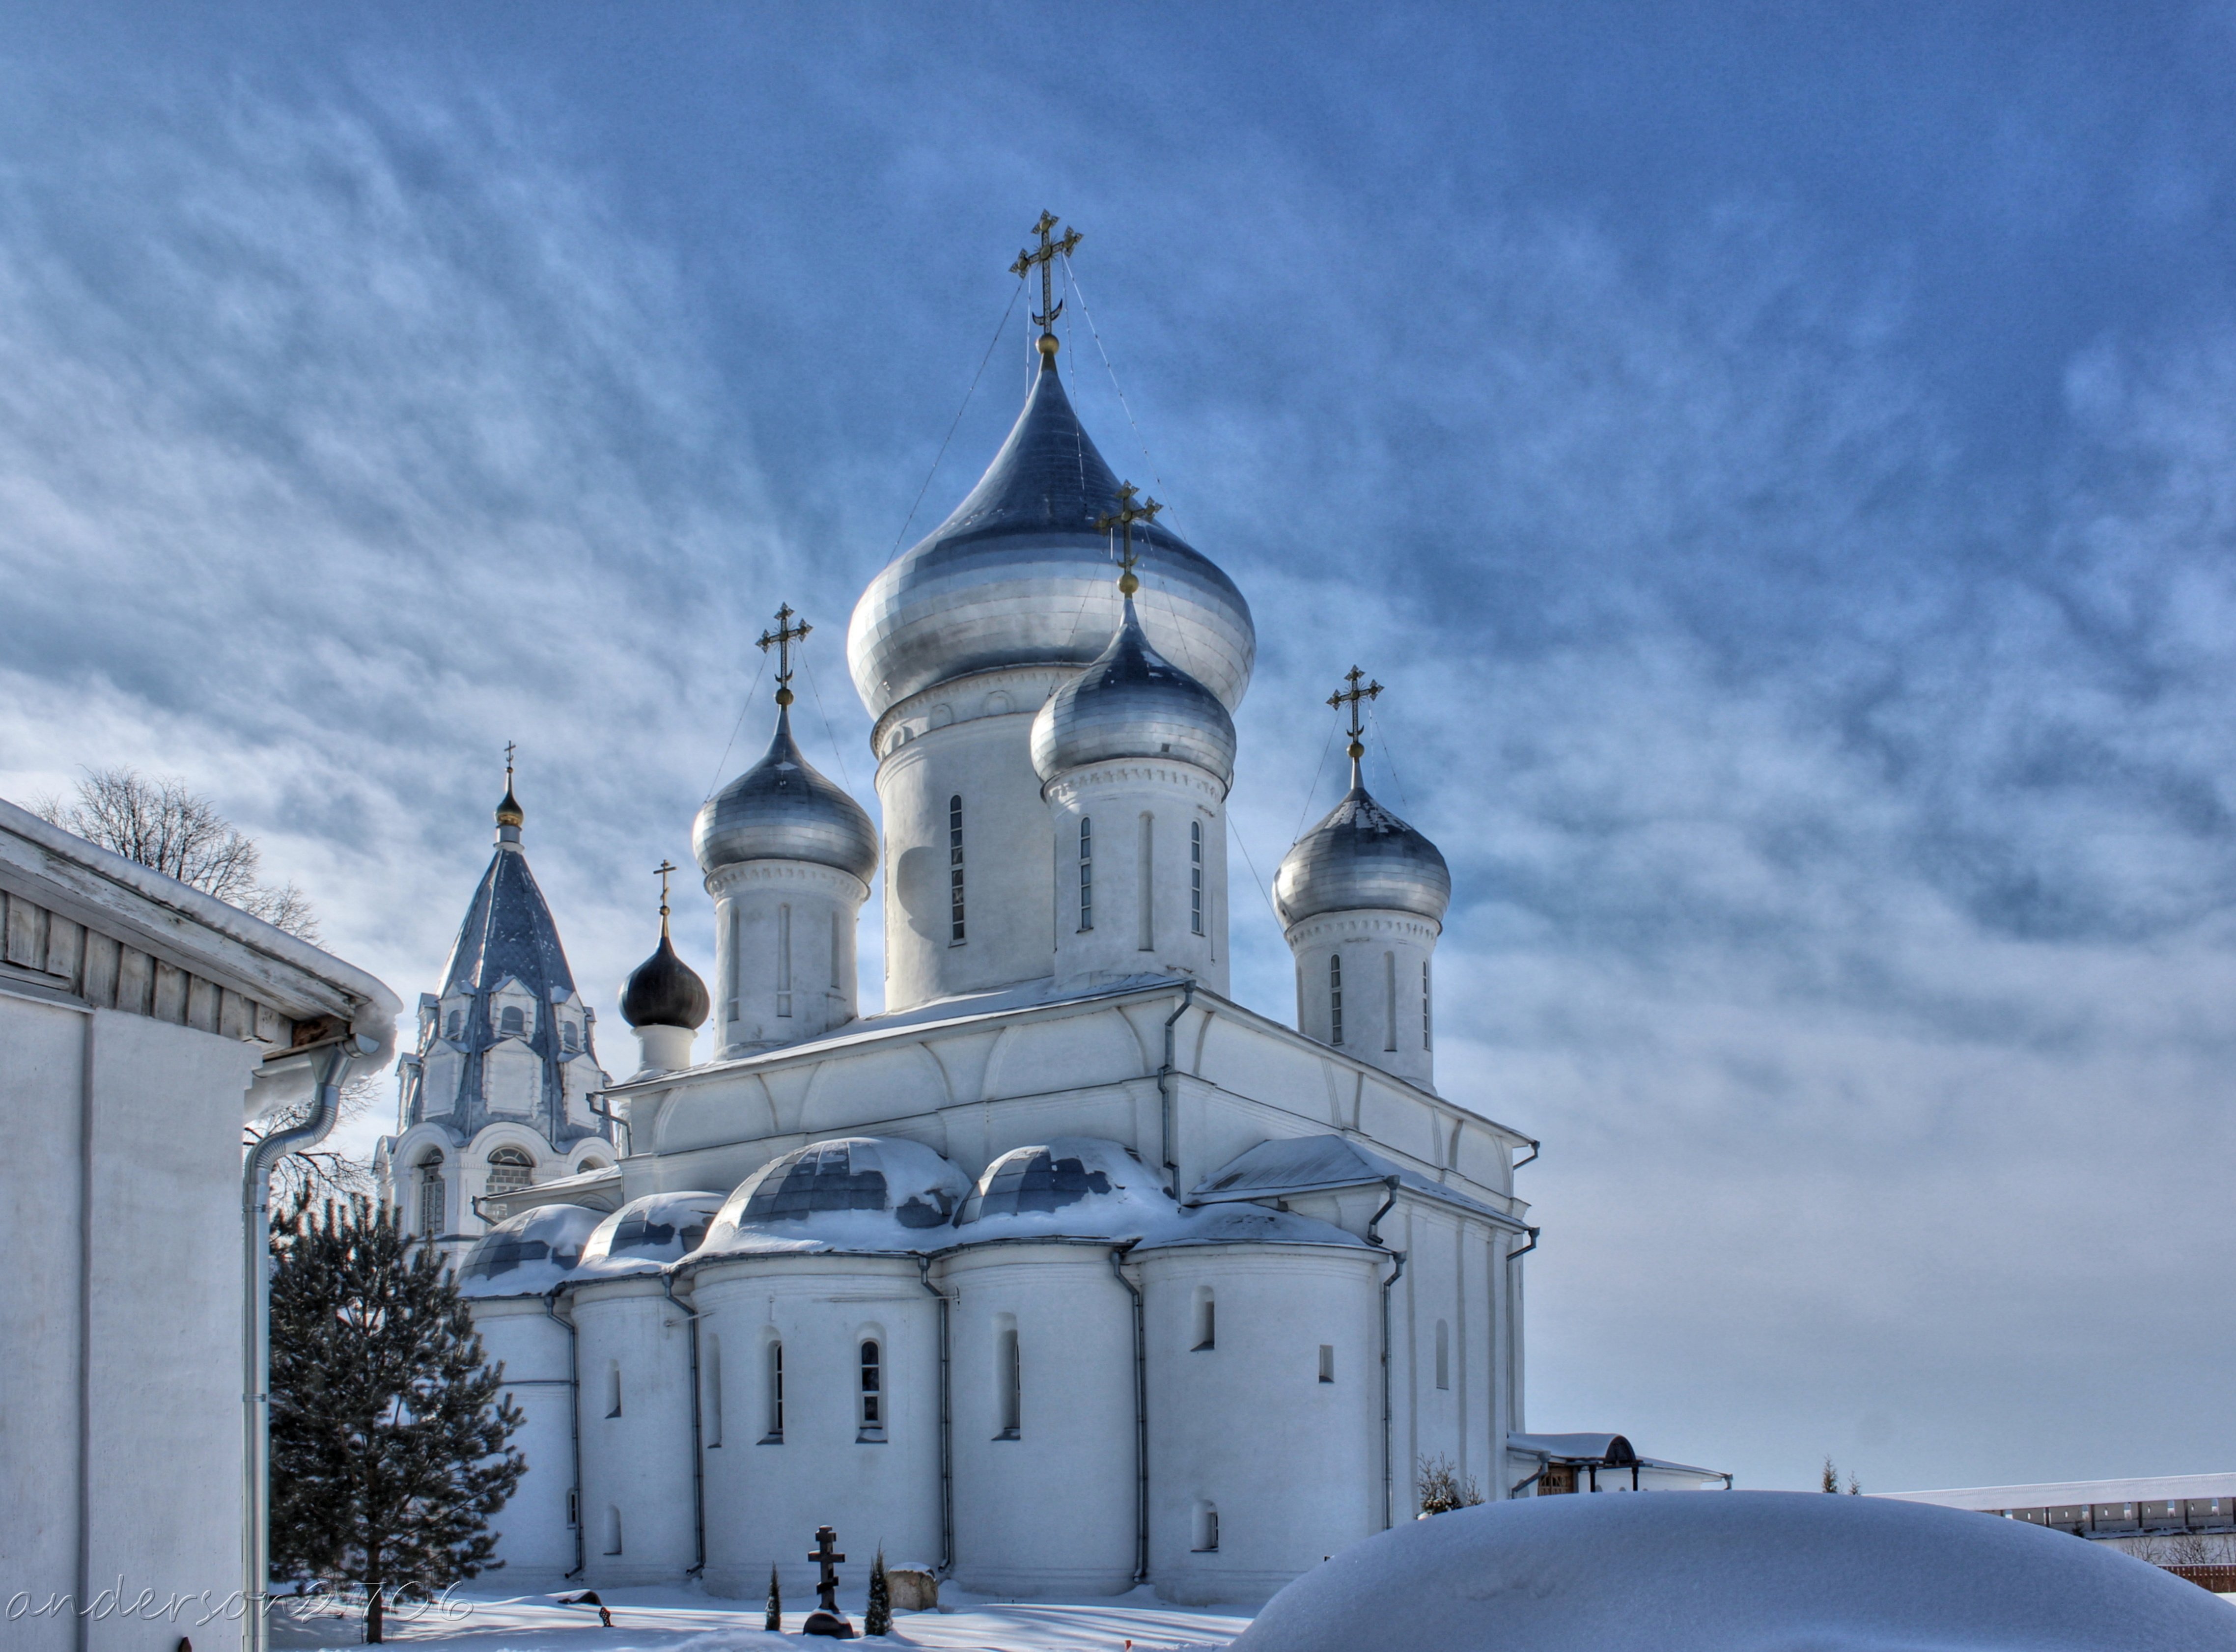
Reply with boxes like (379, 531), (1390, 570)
(809, 1525), (846, 1614)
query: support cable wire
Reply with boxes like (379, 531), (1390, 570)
(1366, 705), (1413, 811)
(1228, 814), (1282, 930)
(1064, 259), (1173, 527)
(1293, 714), (1341, 843)
(889, 281), (1025, 562)
(799, 648), (857, 794)
(702, 649), (769, 804)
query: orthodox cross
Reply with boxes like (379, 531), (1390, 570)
(1010, 209), (1083, 335)
(1328, 665), (1383, 776)
(808, 1525), (846, 1614)
(504, 741), (517, 783)
(653, 859), (676, 936)
(757, 604), (811, 708)
(1094, 481), (1163, 596)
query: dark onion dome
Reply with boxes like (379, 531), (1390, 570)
(620, 930), (708, 1030)
(847, 350), (1255, 719)
(1274, 782), (1452, 928)
(692, 704), (878, 881)
(1030, 595), (1236, 787)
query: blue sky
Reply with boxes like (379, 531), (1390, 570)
(6, 2), (2236, 1495)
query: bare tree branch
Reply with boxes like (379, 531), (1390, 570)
(250, 1074), (382, 1206)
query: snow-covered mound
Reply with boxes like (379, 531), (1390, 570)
(1230, 1490), (2236, 1652)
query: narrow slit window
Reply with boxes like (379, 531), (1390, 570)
(1196, 1504), (1219, 1552)
(832, 908), (845, 990)
(416, 1154), (445, 1239)
(1423, 960), (1432, 1049)
(766, 1341), (785, 1441)
(1194, 1291), (1216, 1351)
(997, 1326), (1021, 1438)
(859, 1340), (883, 1434)
(705, 1336), (723, 1447)
(1329, 954), (1344, 1046)
(1384, 952), (1398, 1052)
(1077, 817), (1093, 932)
(605, 1506), (623, 1556)
(1435, 1320), (1451, 1390)
(777, 903), (793, 1018)
(949, 795), (967, 944)
(1189, 820), (1204, 936)
(1138, 812), (1156, 950)
(1319, 1344), (1335, 1383)
(606, 1362), (622, 1419)
(727, 906), (741, 1026)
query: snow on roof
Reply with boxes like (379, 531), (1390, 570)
(952, 1137), (1177, 1238)
(572, 1191), (726, 1279)
(1508, 1432), (1638, 1465)
(1190, 1134), (1525, 1230)
(456, 1204), (604, 1298)
(1231, 1490), (2236, 1652)
(1133, 1201), (1370, 1252)
(1879, 1471), (2236, 1510)
(693, 1137), (972, 1260)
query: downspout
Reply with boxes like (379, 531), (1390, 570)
(1502, 1224), (1538, 1477)
(542, 1289), (586, 1580)
(1158, 982), (1197, 1192)
(659, 1273), (706, 1576)
(1108, 1247), (1148, 1585)
(242, 1034), (366, 1652)
(1368, 1176), (1405, 1531)
(916, 1257), (954, 1576)
(586, 1089), (631, 1157)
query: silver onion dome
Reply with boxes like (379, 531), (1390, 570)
(1031, 595), (1236, 786)
(847, 352), (1255, 720)
(1274, 780), (1452, 928)
(692, 705), (878, 881)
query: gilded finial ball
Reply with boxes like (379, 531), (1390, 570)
(1347, 740), (1365, 761)
(775, 686), (795, 707)
(1037, 332), (1060, 358)
(1118, 571), (1140, 596)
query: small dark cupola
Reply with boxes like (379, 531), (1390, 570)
(622, 861), (709, 1031)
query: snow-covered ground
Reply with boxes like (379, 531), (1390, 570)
(269, 1582), (1249, 1652)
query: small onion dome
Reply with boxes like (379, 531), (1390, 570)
(1030, 597), (1237, 786)
(495, 780), (524, 829)
(1273, 782), (1452, 928)
(620, 930), (708, 1030)
(692, 705), (877, 881)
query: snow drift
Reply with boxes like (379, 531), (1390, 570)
(1229, 1489), (2236, 1651)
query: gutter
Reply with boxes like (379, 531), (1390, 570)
(1108, 1246), (1149, 1585)
(916, 1257), (954, 1576)
(242, 1032), (370, 1652)
(658, 1274), (707, 1576)
(542, 1289), (587, 1580)
(1158, 982), (1197, 1190)
(1368, 1176), (1406, 1531)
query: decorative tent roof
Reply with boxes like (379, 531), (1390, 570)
(847, 353), (1255, 718)
(441, 793), (577, 1002)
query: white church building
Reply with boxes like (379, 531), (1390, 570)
(384, 233), (1719, 1607)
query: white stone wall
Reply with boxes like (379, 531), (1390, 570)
(709, 859), (867, 1055)
(474, 1297), (581, 1586)
(1043, 760), (1229, 996)
(572, 1280), (699, 1586)
(1285, 909), (1441, 1091)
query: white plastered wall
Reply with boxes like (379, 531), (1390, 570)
(571, 1279), (699, 1586)
(1284, 909), (1440, 1091)
(709, 859), (867, 1055)
(471, 1296), (581, 1586)
(1043, 761), (1229, 996)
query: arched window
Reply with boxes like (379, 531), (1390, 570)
(1193, 1288), (1217, 1351)
(1190, 820), (1205, 936)
(1195, 1502), (1220, 1553)
(1423, 960), (1432, 1049)
(1329, 954), (1345, 1046)
(1435, 1320), (1451, 1390)
(1384, 952), (1398, 1053)
(859, 1340), (883, 1437)
(416, 1153), (445, 1239)
(604, 1506), (623, 1556)
(606, 1361), (622, 1418)
(777, 902), (794, 1019)
(561, 1021), (579, 1052)
(1137, 813), (1156, 950)
(948, 795), (967, 944)
(1319, 1344), (1336, 1383)
(445, 1009), (461, 1040)
(486, 1147), (533, 1197)
(1077, 817), (1094, 932)
(499, 1004), (525, 1037)
(996, 1322), (1022, 1439)
(764, 1341), (785, 1442)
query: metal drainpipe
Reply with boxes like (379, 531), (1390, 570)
(242, 1035), (365, 1652)
(659, 1273), (706, 1576)
(1502, 1224), (1538, 1487)
(1107, 1247), (1148, 1585)
(586, 1088), (631, 1157)
(916, 1256), (954, 1576)
(1158, 983), (1197, 1191)
(542, 1288), (586, 1580)
(1367, 1176), (1405, 1531)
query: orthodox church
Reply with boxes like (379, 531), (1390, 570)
(382, 220), (1718, 1609)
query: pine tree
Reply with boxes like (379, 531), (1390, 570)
(765, 1565), (782, 1632)
(267, 1197), (525, 1643)
(865, 1548), (892, 1636)
(1821, 1457), (1839, 1493)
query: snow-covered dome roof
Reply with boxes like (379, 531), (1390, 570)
(695, 1137), (971, 1258)
(573, 1191), (725, 1279)
(1230, 1489), (2236, 1652)
(456, 1203), (604, 1297)
(1029, 597), (1236, 787)
(1273, 780), (1451, 928)
(954, 1137), (1174, 1235)
(847, 353), (1254, 720)
(693, 707), (878, 882)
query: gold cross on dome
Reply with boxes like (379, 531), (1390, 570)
(1009, 209), (1083, 337)
(1094, 481), (1163, 596)
(756, 604), (812, 707)
(1328, 665), (1383, 764)
(504, 740), (517, 783)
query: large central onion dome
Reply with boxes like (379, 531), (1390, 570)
(1030, 594), (1236, 787)
(1274, 780), (1453, 928)
(692, 706), (878, 881)
(847, 349), (1256, 720)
